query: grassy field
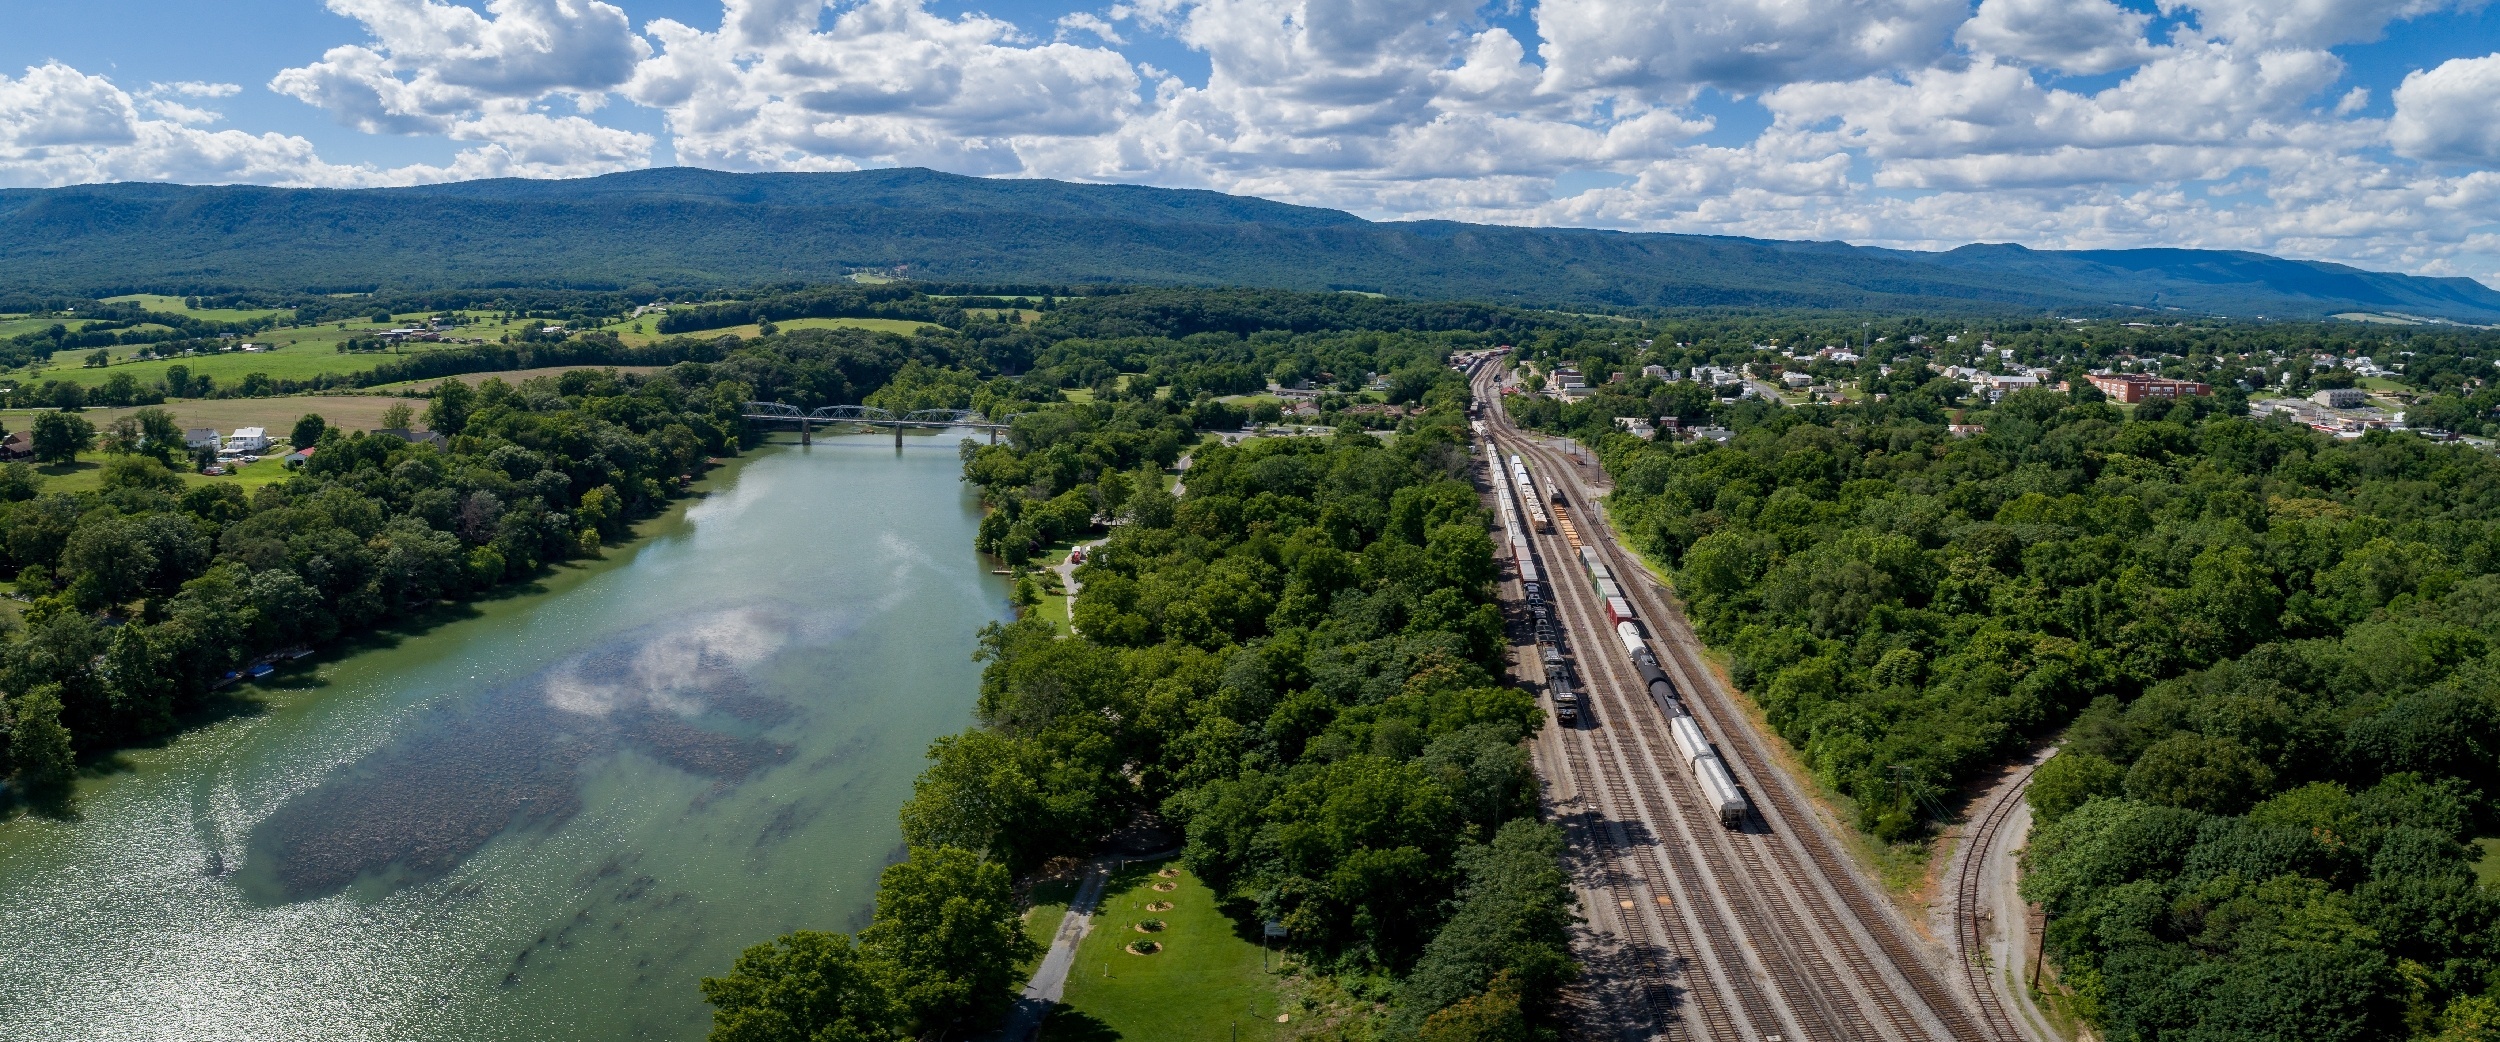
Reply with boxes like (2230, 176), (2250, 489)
(616, 316), (941, 345)
(19, 308), (574, 386)
(8, 395), (430, 440)
(25, 451), (292, 495)
(98, 294), (293, 322)
(372, 365), (668, 392)
(1045, 862), (1292, 1042)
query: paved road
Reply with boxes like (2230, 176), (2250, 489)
(994, 847), (1185, 1042)
(996, 862), (1113, 1042)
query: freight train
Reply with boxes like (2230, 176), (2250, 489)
(1508, 455), (1553, 533)
(1582, 539), (1752, 826)
(1487, 440), (1572, 721)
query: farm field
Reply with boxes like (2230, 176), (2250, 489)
(617, 316), (939, 345)
(12, 395), (425, 438)
(374, 365), (668, 392)
(98, 293), (294, 322)
(1044, 862), (1291, 1042)
(26, 340), (466, 388)
(17, 305), (567, 386)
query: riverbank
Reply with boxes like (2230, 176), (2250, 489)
(0, 434), (1011, 1042)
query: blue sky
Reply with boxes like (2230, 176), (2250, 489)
(1, 0), (2497, 284)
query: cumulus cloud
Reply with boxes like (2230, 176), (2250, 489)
(267, 0), (656, 177)
(2391, 53), (2500, 163)
(629, 0), (1139, 172)
(2166, 0), (2487, 48)
(0, 62), (382, 188)
(1957, 0), (2156, 76)
(1536, 0), (1967, 97)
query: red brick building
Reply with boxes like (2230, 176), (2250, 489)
(2088, 373), (2210, 403)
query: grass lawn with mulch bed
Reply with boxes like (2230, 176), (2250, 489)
(1043, 862), (1292, 1042)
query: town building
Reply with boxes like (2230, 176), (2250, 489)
(2310, 387), (2370, 409)
(2087, 373), (2211, 404)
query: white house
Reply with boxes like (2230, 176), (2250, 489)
(184, 428), (221, 451)
(227, 427), (271, 453)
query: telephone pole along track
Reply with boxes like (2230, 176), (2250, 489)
(1469, 359), (2022, 1042)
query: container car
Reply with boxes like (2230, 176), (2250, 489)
(1605, 596), (1636, 627)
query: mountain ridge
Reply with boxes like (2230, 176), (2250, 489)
(3, 167), (2495, 321)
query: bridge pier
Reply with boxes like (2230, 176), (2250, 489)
(893, 423), (903, 449)
(801, 418), (812, 446)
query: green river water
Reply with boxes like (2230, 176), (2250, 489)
(0, 436), (1009, 1041)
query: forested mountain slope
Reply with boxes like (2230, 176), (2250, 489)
(5, 168), (2498, 321)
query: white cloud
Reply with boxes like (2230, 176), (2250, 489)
(629, 0), (1140, 172)
(271, 0), (650, 138)
(1536, 0), (1967, 97)
(1957, 0), (2156, 76)
(0, 62), (379, 188)
(2391, 53), (2500, 163)
(2165, 0), (2487, 48)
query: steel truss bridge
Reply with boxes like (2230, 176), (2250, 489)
(740, 403), (1013, 445)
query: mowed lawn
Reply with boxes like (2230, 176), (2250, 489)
(1045, 862), (1291, 1042)
(28, 452), (292, 495)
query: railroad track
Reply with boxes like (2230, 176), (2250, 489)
(1468, 364), (2020, 1042)
(1534, 526), (1853, 1042)
(1483, 456), (1702, 1039)
(1953, 757), (2045, 1041)
(1506, 420), (2013, 1042)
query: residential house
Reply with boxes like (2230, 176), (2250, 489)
(227, 427), (272, 453)
(185, 428), (221, 451)
(0, 431), (31, 461)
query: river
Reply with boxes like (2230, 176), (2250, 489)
(0, 436), (1008, 1041)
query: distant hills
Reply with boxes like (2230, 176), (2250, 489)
(4, 167), (2497, 321)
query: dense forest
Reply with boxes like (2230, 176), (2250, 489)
(1516, 352), (2500, 1038)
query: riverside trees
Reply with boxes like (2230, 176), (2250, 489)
(0, 368), (742, 795)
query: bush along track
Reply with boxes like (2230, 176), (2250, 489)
(1519, 370), (2500, 1040)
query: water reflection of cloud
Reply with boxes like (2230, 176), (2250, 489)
(240, 606), (811, 903)
(548, 607), (791, 720)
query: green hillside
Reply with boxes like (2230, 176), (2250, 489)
(4, 168), (2497, 320)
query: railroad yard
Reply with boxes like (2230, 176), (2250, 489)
(1464, 354), (2034, 1042)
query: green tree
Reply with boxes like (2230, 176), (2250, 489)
(163, 364), (192, 399)
(131, 407), (184, 465)
(426, 379), (475, 435)
(291, 413), (327, 449)
(380, 401), (415, 430)
(2027, 751), (2125, 825)
(8, 683), (77, 792)
(857, 846), (1036, 1034)
(30, 411), (95, 465)
(699, 931), (904, 1042)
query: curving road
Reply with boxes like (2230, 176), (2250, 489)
(1471, 360), (2039, 1042)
